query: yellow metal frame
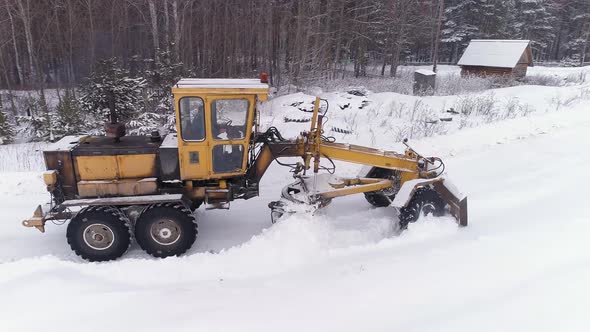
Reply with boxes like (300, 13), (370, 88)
(314, 177), (395, 200)
(207, 94), (256, 179)
(305, 97), (423, 190)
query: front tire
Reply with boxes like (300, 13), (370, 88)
(364, 192), (393, 207)
(363, 167), (399, 207)
(398, 187), (446, 229)
(135, 203), (197, 258)
(66, 206), (131, 262)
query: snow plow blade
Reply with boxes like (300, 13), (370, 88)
(392, 177), (468, 227)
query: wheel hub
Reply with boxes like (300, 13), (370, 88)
(420, 202), (436, 217)
(150, 219), (181, 246)
(159, 228), (172, 238)
(83, 223), (115, 250)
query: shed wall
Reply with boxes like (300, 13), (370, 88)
(460, 66), (512, 77)
(512, 63), (528, 78)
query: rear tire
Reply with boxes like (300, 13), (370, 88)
(398, 187), (446, 229)
(135, 203), (197, 258)
(66, 206), (131, 262)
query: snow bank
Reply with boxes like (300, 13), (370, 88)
(0, 142), (47, 172)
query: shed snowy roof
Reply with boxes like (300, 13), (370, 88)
(415, 69), (436, 76)
(458, 40), (532, 69)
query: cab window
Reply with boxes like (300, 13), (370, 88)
(212, 144), (244, 173)
(211, 99), (249, 140)
(179, 97), (205, 141)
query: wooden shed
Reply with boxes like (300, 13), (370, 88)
(458, 40), (533, 79)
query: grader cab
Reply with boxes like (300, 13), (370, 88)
(23, 76), (467, 262)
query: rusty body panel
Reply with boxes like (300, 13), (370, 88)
(75, 154), (157, 181)
(77, 178), (158, 197)
(67, 136), (162, 198)
(432, 181), (468, 227)
(60, 194), (185, 207)
(75, 155), (119, 180)
(72, 136), (160, 181)
(43, 149), (78, 199)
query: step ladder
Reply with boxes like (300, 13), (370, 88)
(204, 189), (231, 210)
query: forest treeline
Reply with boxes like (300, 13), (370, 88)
(0, 0), (588, 90)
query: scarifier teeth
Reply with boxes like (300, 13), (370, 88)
(284, 117), (311, 123)
(331, 127), (353, 134)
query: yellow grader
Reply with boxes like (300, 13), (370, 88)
(23, 77), (467, 261)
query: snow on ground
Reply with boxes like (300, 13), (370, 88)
(261, 76), (588, 150)
(0, 142), (47, 172)
(527, 64), (590, 78)
(0, 67), (589, 331)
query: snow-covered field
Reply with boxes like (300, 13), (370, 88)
(1, 66), (589, 331)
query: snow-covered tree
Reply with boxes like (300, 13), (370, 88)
(136, 50), (186, 134)
(127, 112), (164, 136)
(514, 0), (558, 59)
(79, 58), (147, 123)
(145, 51), (184, 96)
(15, 96), (51, 142)
(50, 92), (89, 139)
(479, 0), (518, 39)
(563, 11), (590, 63)
(442, 0), (483, 62)
(0, 99), (14, 144)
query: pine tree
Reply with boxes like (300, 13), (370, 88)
(79, 58), (147, 123)
(563, 8), (590, 64)
(479, 0), (518, 39)
(137, 50), (186, 135)
(51, 91), (87, 139)
(143, 50), (185, 127)
(515, 0), (558, 60)
(15, 96), (49, 142)
(127, 112), (164, 136)
(0, 95), (14, 144)
(442, 0), (482, 62)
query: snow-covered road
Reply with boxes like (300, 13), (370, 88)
(1, 97), (590, 331)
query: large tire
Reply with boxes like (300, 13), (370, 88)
(134, 203), (197, 258)
(363, 167), (398, 207)
(66, 206), (132, 262)
(398, 187), (446, 229)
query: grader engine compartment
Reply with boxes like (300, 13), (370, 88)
(43, 134), (179, 200)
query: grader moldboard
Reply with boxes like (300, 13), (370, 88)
(23, 76), (467, 262)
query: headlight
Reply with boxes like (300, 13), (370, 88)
(43, 170), (58, 186)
